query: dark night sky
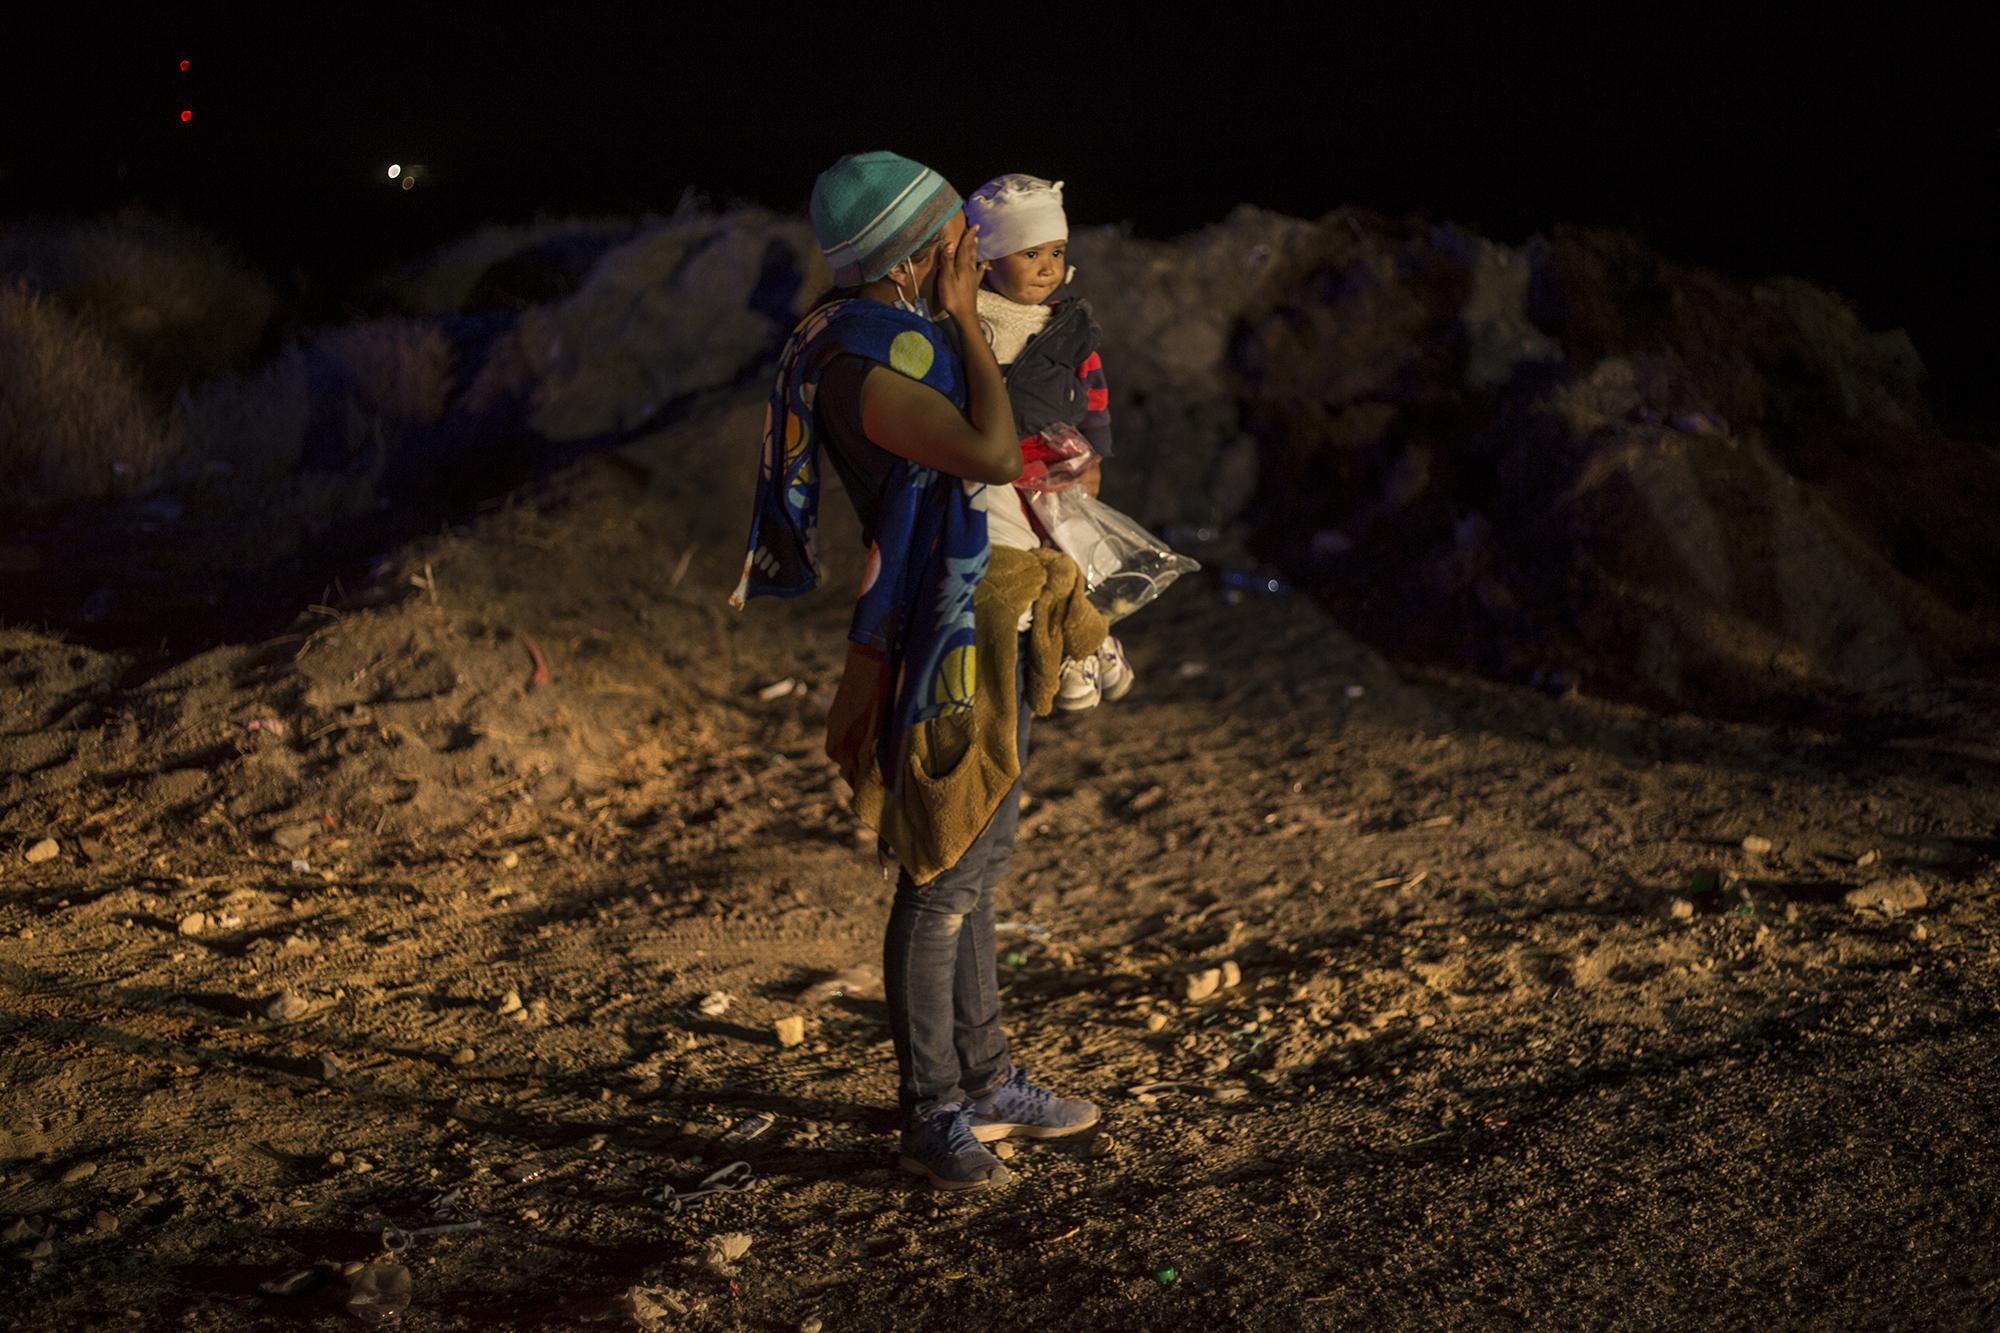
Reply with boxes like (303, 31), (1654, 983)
(9, 10), (1994, 414)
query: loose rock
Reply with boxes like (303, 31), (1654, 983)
(452, 1046), (478, 1066)
(271, 824), (316, 851)
(1844, 876), (1927, 916)
(496, 988), (523, 1016)
(1145, 1012), (1169, 1033)
(25, 837), (59, 864)
(1741, 835), (1774, 855)
(1669, 897), (1696, 922)
(93, 1209), (118, 1233)
(992, 1141), (1016, 1159)
(773, 1015), (807, 1047)
(177, 912), (208, 937)
(1180, 968), (1223, 1003)
(265, 991), (310, 1022)
(1220, 960), (1243, 989)
(60, 1161), (98, 1184)
(697, 991), (732, 1017)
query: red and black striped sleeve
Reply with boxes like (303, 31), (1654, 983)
(1077, 351), (1113, 457)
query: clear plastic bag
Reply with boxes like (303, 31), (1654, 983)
(1026, 485), (1200, 622)
(1015, 423), (1098, 492)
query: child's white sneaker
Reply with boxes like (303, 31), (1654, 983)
(1055, 654), (1101, 711)
(1096, 636), (1134, 701)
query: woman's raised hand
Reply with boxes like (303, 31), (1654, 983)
(934, 223), (988, 322)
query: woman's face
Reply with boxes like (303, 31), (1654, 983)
(911, 212), (968, 304)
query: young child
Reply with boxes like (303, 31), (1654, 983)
(961, 174), (1132, 711)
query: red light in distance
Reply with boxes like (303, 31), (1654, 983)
(179, 59), (190, 71)
(180, 109), (193, 123)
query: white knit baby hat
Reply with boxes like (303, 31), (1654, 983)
(964, 174), (1069, 263)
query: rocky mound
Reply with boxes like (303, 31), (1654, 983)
(6, 201), (1993, 723)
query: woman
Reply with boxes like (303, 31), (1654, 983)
(734, 152), (1103, 1190)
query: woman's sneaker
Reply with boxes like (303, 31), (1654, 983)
(965, 1066), (1101, 1142)
(1096, 636), (1134, 701)
(899, 1103), (1014, 1191)
(1055, 654), (1101, 711)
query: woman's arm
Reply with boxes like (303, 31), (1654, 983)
(859, 225), (1021, 485)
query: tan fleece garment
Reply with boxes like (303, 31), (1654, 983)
(825, 546), (1108, 885)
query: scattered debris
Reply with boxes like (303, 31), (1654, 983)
(1127, 1081), (1250, 1102)
(345, 1262), (412, 1323)
(258, 1265), (331, 1298)
(519, 631), (555, 688)
(380, 1218), (485, 1254)
(709, 1113), (777, 1156)
(1152, 1264), (1179, 1287)
(623, 1285), (697, 1330)
(756, 677), (803, 701)
(1844, 876), (1927, 916)
(1, 1218), (44, 1245)
(703, 1231), (754, 1273)
(697, 991), (733, 1017)
(643, 1160), (756, 1217)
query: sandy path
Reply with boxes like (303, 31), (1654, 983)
(3, 418), (1999, 1329)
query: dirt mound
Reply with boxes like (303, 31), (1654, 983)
(0, 391), (769, 856)
(1229, 211), (2000, 714)
(0, 208), (818, 652)
(1067, 209), (1322, 535)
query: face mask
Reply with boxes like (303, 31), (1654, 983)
(890, 259), (931, 319)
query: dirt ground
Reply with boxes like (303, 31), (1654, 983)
(4, 399), (2000, 1331)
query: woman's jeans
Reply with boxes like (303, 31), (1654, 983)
(883, 646), (1030, 1124)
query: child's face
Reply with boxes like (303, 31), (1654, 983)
(985, 237), (1067, 305)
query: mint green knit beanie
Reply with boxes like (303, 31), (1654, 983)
(810, 151), (963, 286)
